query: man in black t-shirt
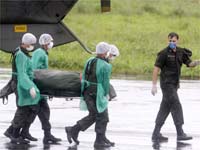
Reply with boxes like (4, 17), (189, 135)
(151, 32), (200, 142)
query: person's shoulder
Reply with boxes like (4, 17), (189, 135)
(15, 50), (26, 59)
(157, 47), (168, 56)
(86, 57), (95, 62)
(98, 59), (111, 69)
(177, 47), (192, 56)
(177, 46), (191, 51)
(16, 49), (23, 56)
(96, 58), (106, 63)
(176, 46), (184, 51)
(34, 48), (44, 53)
(33, 48), (46, 56)
(12, 47), (20, 55)
(84, 57), (95, 66)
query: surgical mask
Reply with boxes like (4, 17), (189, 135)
(105, 51), (110, 59)
(47, 42), (54, 49)
(109, 56), (116, 61)
(26, 45), (34, 51)
(169, 42), (176, 49)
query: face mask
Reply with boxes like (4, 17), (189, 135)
(105, 51), (110, 59)
(169, 42), (176, 49)
(47, 42), (54, 49)
(26, 45), (34, 51)
(109, 56), (116, 61)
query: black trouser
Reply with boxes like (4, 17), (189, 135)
(155, 84), (184, 126)
(25, 98), (51, 132)
(11, 89), (38, 128)
(12, 105), (38, 129)
(77, 91), (109, 134)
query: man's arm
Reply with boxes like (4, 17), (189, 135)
(151, 66), (160, 96)
(182, 48), (200, 68)
(152, 66), (160, 85)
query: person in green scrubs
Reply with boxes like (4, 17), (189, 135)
(22, 33), (61, 144)
(65, 42), (115, 148)
(6, 33), (40, 144)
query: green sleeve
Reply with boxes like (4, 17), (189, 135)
(102, 64), (112, 96)
(16, 53), (34, 90)
(44, 55), (48, 69)
(32, 51), (40, 69)
(32, 50), (48, 69)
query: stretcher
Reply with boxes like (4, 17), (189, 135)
(0, 70), (117, 104)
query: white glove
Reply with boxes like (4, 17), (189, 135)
(106, 95), (110, 100)
(194, 60), (200, 66)
(151, 84), (157, 96)
(30, 87), (36, 99)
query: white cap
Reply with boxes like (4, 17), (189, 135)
(110, 44), (120, 57)
(96, 42), (110, 54)
(39, 33), (53, 45)
(22, 33), (37, 45)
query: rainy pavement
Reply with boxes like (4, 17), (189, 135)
(0, 68), (200, 150)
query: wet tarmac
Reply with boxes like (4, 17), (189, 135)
(0, 68), (200, 150)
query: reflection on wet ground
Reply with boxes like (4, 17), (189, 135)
(0, 68), (200, 150)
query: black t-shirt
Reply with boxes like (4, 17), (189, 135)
(155, 46), (192, 86)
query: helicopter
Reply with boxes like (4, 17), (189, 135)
(0, 0), (116, 104)
(0, 0), (111, 53)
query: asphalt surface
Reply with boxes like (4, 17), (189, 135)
(0, 68), (199, 150)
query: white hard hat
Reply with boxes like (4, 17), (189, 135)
(110, 44), (120, 57)
(96, 42), (110, 54)
(22, 33), (37, 45)
(39, 33), (53, 45)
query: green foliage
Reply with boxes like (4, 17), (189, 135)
(1, 0), (200, 78)
(0, 51), (11, 67)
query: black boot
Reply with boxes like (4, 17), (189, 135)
(65, 124), (80, 144)
(152, 124), (168, 142)
(94, 133), (111, 148)
(4, 125), (13, 138)
(11, 127), (30, 144)
(11, 136), (30, 144)
(43, 130), (62, 144)
(176, 125), (193, 141)
(152, 133), (168, 142)
(21, 123), (38, 141)
(103, 134), (115, 147)
(101, 123), (115, 147)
